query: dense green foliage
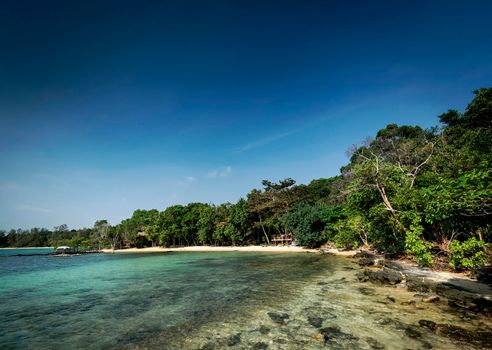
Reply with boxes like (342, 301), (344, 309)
(2, 88), (491, 270)
(282, 204), (329, 248)
(449, 238), (488, 270)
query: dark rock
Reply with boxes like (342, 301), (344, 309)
(419, 340), (433, 349)
(360, 268), (403, 285)
(353, 251), (377, 259)
(401, 300), (416, 305)
(267, 312), (289, 325)
(473, 266), (492, 285)
(258, 325), (270, 334)
(357, 270), (369, 282)
(435, 324), (469, 339)
(386, 296), (396, 303)
(320, 326), (358, 345)
(317, 281), (328, 285)
(365, 336), (385, 349)
(403, 325), (434, 348)
(200, 342), (216, 350)
(383, 252), (402, 260)
(406, 276), (437, 293)
(382, 260), (406, 271)
(358, 257), (375, 266)
(418, 321), (492, 348)
(226, 333), (241, 346)
(404, 326), (422, 339)
(358, 287), (375, 295)
(435, 283), (492, 313)
(252, 342), (268, 349)
(307, 316), (323, 328)
(418, 320), (437, 330)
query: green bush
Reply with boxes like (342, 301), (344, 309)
(332, 216), (370, 249)
(405, 224), (434, 266)
(450, 237), (487, 270)
(282, 204), (328, 248)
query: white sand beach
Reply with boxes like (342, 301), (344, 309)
(102, 245), (321, 254)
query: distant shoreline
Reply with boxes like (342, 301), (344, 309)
(0, 247), (53, 249)
(0, 245), (358, 256)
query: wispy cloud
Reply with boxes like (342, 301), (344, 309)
(235, 131), (295, 153)
(177, 176), (197, 187)
(15, 204), (53, 214)
(207, 166), (232, 178)
(233, 102), (368, 154)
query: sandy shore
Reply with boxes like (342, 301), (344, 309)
(102, 245), (322, 254)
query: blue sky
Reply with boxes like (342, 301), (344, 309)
(1, 0), (491, 229)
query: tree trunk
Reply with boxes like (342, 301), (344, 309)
(258, 213), (270, 244)
(376, 183), (408, 233)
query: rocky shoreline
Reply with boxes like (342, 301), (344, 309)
(348, 250), (492, 348)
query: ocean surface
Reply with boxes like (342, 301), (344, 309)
(0, 249), (490, 349)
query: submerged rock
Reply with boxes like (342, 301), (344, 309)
(358, 287), (376, 295)
(307, 316), (323, 328)
(385, 296), (396, 303)
(418, 320), (492, 348)
(418, 319), (437, 330)
(258, 325), (270, 334)
(199, 341), (216, 350)
(226, 333), (241, 346)
(252, 341), (268, 349)
(319, 326), (358, 345)
(267, 312), (289, 325)
(357, 270), (369, 282)
(365, 336), (385, 349)
(403, 326), (422, 339)
(403, 325), (435, 348)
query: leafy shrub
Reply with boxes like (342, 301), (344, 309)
(332, 216), (370, 249)
(282, 204), (328, 248)
(450, 237), (487, 270)
(405, 222), (433, 266)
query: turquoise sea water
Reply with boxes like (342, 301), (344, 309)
(0, 250), (334, 349)
(0, 247), (54, 257)
(0, 249), (490, 349)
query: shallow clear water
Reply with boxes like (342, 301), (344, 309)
(0, 249), (490, 349)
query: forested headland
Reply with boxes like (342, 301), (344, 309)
(2, 88), (491, 270)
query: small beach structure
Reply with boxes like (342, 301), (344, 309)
(54, 246), (76, 254)
(271, 234), (293, 245)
